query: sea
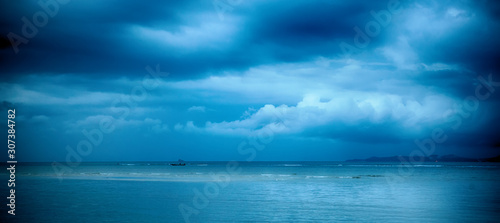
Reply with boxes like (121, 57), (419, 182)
(1, 161), (500, 222)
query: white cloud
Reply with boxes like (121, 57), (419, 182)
(402, 4), (472, 38)
(420, 63), (460, 71)
(164, 58), (415, 104)
(177, 92), (458, 139)
(174, 121), (202, 133)
(188, 106), (206, 112)
(380, 36), (419, 70)
(1, 83), (123, 105)
(377, 3), (475, 72)
(31, 115), (49, 122)
(446, 8), (463, 17)
(131, 13), (240, 51)
(145, 118), (170, 133)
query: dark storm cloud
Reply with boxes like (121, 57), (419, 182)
(0, 0), (405, 79)
(2, 0), (499, 81)
(0, 0), (209, 78)
(416, 17), (500, 74)
(399, 0), (500, 77)
(236, 0), (391, 61)
(1, 100), (14, 111)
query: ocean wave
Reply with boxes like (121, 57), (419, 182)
(281, 164), (303, 167)
(361, 175), (384, 177)
(305, 176), (329, 179)
(454, 165), (498, 168)
(412, 165), (443, 167)
(336, 176), (361, 179)
(261, 174), (275, 177)
(345, 164), (396, 167)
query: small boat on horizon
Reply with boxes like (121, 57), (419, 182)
(170, 159), (186, 166)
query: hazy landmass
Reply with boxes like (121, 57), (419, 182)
(346, 154), (500, 162)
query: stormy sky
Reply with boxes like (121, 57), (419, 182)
(1, 0), (500, 162)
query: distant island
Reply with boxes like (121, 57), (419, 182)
(346, 154), (500, 162)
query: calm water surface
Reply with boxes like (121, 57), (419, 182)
(2, 162), (499, 222)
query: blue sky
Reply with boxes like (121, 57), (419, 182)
(1, 0), (500, 162)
